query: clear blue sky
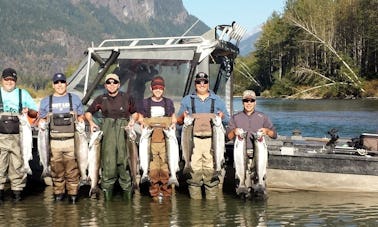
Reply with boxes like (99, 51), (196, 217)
(182, 0), (286, 33)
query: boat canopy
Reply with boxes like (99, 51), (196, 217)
(67, 22), (246, 113)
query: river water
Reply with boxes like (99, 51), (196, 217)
(1, 98), (378, 226)
(233, 97), (378, 138)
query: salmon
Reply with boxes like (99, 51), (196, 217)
(20, 113), (33, 175)
(181, 115), (194, 174)
(233, 129), (248, 195)
(88, 130), (102, 198)
(163, 126), (180, 187)
(139, 126), (153, 183)
(252, 130), (268, 199)
(37, 121), (50, 177)
(211, 115), (225, 178)
(125, 125), (140, 190)
(74, 121), (89, 184)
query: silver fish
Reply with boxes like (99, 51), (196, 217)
(163, 126), (180, 187)
(233, 129), (248, 194)
(253, 130), (268, 198)
(211, 115), (225, 176)
(125, 125), (140, 190)
(181, 115), (194, 174)
(88, 130), (102, 197)
(74, 121), (89, 184)
(37, 121), (50, 177)
(139, 126), (153, 183)
(19, 114), (33, 175)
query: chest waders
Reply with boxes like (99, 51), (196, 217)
(101, 118), (132, 198)
(187, 97), (219, 200)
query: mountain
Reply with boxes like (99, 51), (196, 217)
(238, 26), (262, 56)
(0, 0), (209, 83)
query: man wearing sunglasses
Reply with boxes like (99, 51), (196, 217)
(227, 90), (277, 197)
(0, 68), (37, 203)
(85, 73), (139, 201)
(177, 72), (230, 200)
(39, 73), (84, 204)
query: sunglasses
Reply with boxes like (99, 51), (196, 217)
(242, 99), (256, 103)
(105, 80), (119, 85)
(195, 80), (209, 85)
(3, 77), (16, 82)
(53, 80), (66, 84)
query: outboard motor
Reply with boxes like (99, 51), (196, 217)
(326, 128), (339, 148)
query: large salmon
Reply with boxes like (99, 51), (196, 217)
(19, 113), (33, 175)
(181, 115), (194, 174)
(88, 130), (102, 198)
(163, 126), (180, 187)
(211, 115), (225, 177)
(139, 126), (153, 183)
(74, 121), (89, 184)
(233, 129), (248, 195)
(125, 125), (140, 190)
(253, 130), (268, 198)
(37, 121), (50, 177)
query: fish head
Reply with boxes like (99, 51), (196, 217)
(183, 115), (194, 126)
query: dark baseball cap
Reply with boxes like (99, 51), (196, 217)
(195, 72), (209, 82)
(2, 68), (17, 81)
(52, 73), (67, 83)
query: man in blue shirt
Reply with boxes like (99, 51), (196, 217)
(0, 68), (37, 202)
(39, 73), (84, 204)
(177, 72), (229, 200)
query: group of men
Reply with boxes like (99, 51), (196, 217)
(0, 67), (277, 204)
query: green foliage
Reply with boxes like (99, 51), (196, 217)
(236, 0), (378, 98)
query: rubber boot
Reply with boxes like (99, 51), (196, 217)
(188, 185), (202, 200)
(0, 190), (4, 203)
(122, 190), (132, 201)
(68, 195), (78, 204)
(204, 185), (218, 200)
(103, 190), (113, 201)
(54, 193), (65, 201)
(13, 190), (22, 202)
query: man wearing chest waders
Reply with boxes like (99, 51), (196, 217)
(177, 72), (230, 200)
(39, 73), (84, 204)
(85, 73), (139, 201)
(0, 68), (37, 203)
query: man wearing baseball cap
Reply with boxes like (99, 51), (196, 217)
(177, 72), (230, 200)
(227, 90), (277, 199)
(85, 73), (139, 201)
(38, 72), (85, 204)
(0, 68), (38, 203)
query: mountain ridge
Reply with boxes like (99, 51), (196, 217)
(0, 0), (209, 83)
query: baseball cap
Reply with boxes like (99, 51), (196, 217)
(242, 90), (256, 99)
(195, 72), (209, 82)
(151, 76), (165, 89)
(2, 68), (17, 81)
(105, 73), (120, 82)
(52, 73), (67, 83)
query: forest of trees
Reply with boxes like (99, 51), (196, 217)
(234, 0), (377, 98)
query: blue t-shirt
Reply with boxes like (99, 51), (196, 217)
(0, 87), (37, 112)
(177, 90), (230, 125)
(39, 93), (84, 118)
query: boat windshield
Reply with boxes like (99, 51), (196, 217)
(68, 47), (228, 111)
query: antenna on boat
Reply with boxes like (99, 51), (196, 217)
(174, 19), (200, 44)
